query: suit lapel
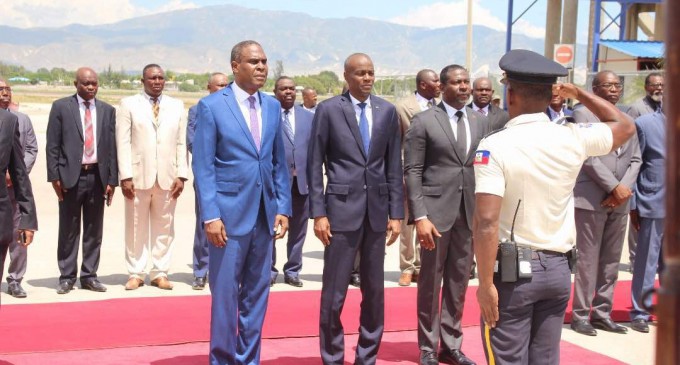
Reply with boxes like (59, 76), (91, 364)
(69, 95), (84, 141)
(224, 86), (258, 154)
(465, 108), (479, 163)
(434, 103), (462, 162)
(258, 91), (269, 153)
(340, 93), (367, 159)
(95, 99), (104, 144)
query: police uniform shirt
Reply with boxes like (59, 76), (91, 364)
(473, 112), (613, 253)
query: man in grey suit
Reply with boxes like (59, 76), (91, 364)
(270, 76), (314, 287)
(308, 53), (403, 365)
(469, 76), (509, 132)
(0, 108), (37, 306)
(46, 67), (117, 294)
(395, 68), (440, 287)
(404, 64), (488, 365)
(629, 109), (666, 333)
(186, 72), (229, 290)
(625, 72), (663, 272)
(570, 70), (641, 336)
(0, 79), (38, 298)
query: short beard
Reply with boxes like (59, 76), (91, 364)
(650, 93), (662, 103)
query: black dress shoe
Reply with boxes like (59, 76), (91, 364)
(630, 318), (649, 333)
(591, 318), (627, 333)
(56, 280), (75, 294)
(7, 282), (27, 298)
(284, 276), (303, 287)
(439, 349), (476, 365)
(570, 319), (597, 336)
(419, 350), (438, 365)
(191, 276), (207, 290)
(81, 279), (107, 292)
(349, 275), (361, 288)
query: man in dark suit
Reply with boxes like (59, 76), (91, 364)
(0, 108), (37, 306)
(469, 76), (508, 131)
(405, 65), (487, 365)
(545, 88), (573, 121)
(0, 79), (38, 298)
(186, 72), (229, 290)
(570, 70), (641, 336)
(308, 53), (403, 365)
(629, 109), (666, 333)
(192, 40), (291, 365)
(46, 67), (117, 294)
(270, 76), (314, 287)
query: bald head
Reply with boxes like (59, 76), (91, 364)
(207, 72), (229, 93)
(343, 53), (375, 101)
(302, 87), (317, 109)
(415, 69), (440, 100)
(592, 70), (621, 105)
(472, 77), (494, 109)
(74, 67), (99, 101)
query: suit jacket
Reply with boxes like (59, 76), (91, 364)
(632, 111), (666, 219)
(116, 93), (188, 190)
(404, 104), (490, 231)
(627, 96), (658, 120)
(10, 110), (38, 173)
(396, 93), (439, 139)
(468, 103), (509, 132)
(282, 105), (314, 195)
(573, 107), (641, 214)
(0, 109), (37, 244)
(46, 95), (118, 190)
(544, 105), (574, 121)
(192, 84), (291, 237)
(186, 104), (198, 153)
(308, 93), (404, 232)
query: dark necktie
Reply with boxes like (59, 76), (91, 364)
(455, 110), (467, 158)
(83, 101), (94, 158)
(247, 96), (261, 151)
(358, 102), (370, 154)
(282, 109), (294, 144)
(151, 97), (159, 123)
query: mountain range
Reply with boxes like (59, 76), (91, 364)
(0, 4), (587, 76)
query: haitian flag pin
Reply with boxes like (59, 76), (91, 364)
(474, 150), (490, 165)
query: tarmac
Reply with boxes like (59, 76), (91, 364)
(0, 103), (656, 364)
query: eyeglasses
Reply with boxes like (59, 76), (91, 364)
(646, 83), (664, 88)
(596, 83), (623, 90)
(0, 87), (11, 92)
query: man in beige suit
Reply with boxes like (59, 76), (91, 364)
(395, 68), (440, 286)
(116, 64), (188, 290)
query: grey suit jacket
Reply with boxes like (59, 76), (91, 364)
(632, 111), (666, 219)
(283, 105), (314, 195)
(627, 96), (658, 120)
(573, 107), (641, 214)
(404, 104), (490, 231)
(468, 103), (509, 132)
(0, 109), (37, 244)
(9, 110), (38, 173)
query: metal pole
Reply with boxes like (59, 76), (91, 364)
(466, 0), (473, 71)
(506, 0), (514, 53)
(591, 0), (602, 72)
(657, 0), (680, 363)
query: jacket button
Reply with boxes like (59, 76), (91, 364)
(363, 185), (367, 190)
(458, 186), (463, 191)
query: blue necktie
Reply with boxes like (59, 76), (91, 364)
(282, 109), (294, 144)
(358, 102), (370, 154)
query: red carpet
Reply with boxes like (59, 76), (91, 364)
(0, 329), (626, 365)
(0, 280), (639, 354)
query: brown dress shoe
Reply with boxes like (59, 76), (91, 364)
(125, 277), (144, 290)
(151, 277), (174, 290)
(398, 273), (412, 286)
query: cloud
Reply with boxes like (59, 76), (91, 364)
(4, 0), (198, 28)
(389, 0), (545, 39)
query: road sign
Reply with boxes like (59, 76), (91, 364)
(554, 44), (575, 68)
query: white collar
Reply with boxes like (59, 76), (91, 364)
(232, 82), (260, 105)
(349, 93), (371, 108)
(442, 101), (467, 119)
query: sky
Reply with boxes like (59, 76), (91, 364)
(4, 0), (627, 45)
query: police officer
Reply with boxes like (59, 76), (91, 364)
(472, 49), (636, 365)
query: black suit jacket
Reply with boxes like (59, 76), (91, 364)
(308, 93), (404, 232)
(46, 95), (118, 190)
(468, 103), (509, 132)
(0, 109), (37, 244)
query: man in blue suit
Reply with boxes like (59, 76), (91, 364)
(629, 108), (666, 333)
(192, 40), (292, 365)
(270, 76), (314, 287)
(545, 88), (573, 122)
(186, 72), (229, 290)
(308, 53), (404, 365)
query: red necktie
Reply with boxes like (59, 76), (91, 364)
(83, 101), (94, 157)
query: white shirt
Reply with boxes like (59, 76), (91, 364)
(473, 112), (613, 252)
(77, 94), (98, 164)
(547, 106), (565, 121)
(302, 105), (316, 113)
(415, 92), (435, 112)
(472, 103), (490, 116)
(143, 92), (163, 105)
(231, 82), (263, 138)
(349, 93), (373, 138)
(442, 101), (471, 154)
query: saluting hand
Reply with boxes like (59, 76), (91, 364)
(554, 83), (580, 100)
